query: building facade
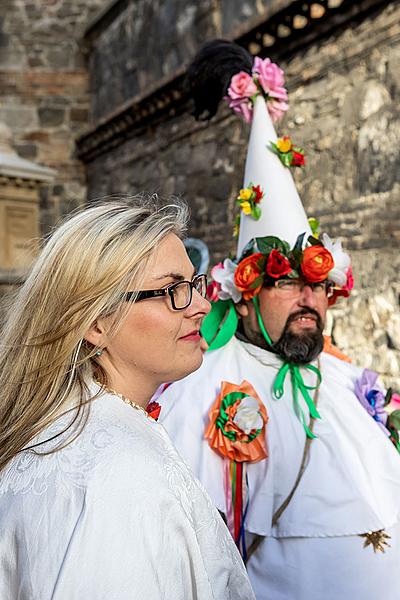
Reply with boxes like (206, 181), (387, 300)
(1, 0), (399, 385)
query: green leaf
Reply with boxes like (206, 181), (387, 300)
(308, 217), (320, 235)
(385, 387), (393, 406)
(307, 234), (323, 246)
(292, 145), (304, 154)
(256, 236), (288, 255)
(287, 268), (300, 279)
(250, 274), (264, 289)
(291, 247), (303, 267)
(293, 232), (305, 251)
(388, 410), (400, 431)
(253, 204), (262, 220)
(388, 423), (399, 445)
(282, 152), (292, 168)
(239, 239), (256, 260)
(269, 142), (279, 155)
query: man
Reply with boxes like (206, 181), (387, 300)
(159, 41), (400, 600)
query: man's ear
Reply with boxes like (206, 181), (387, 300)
(84, 319), (107, 348)
(235, 301), (249, 318)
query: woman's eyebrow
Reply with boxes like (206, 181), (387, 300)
(154, 268), (197, 281)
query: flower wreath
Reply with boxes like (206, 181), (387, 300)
(207, 226), (353, 307)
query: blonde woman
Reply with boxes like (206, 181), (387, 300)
(0, 198), (255, 600)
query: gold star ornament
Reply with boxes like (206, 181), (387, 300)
(360, 529), (391, 553)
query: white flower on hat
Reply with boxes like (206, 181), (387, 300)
(212, 258), (242, 303)
(233, 396), (263, 434)
(321, 233), (351, 287)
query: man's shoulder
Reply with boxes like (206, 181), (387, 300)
(321, 350), (364, 384)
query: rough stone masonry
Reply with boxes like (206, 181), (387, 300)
(84, 1), (400, 387)
(0, 0), (399, 386)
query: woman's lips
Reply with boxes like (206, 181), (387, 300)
(179, 330), (201, 341)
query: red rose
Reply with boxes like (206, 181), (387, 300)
(146, 401), (161, 421)
(266, 249), (292, 279)
(301, 246), (334, 282)
(291, 151), (305, 167)
(234, 253), (264, 300)
(206, 280), (221, 302)
(252, 184), (264, 203)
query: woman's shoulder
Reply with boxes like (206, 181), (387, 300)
(0, 392), (171, 498)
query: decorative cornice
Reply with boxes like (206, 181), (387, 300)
(0, 122), (56, 182)
(76, 0), (390, 163)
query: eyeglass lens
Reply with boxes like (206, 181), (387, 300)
(171, 276), (207, 309)
(275, 280), (332, 297)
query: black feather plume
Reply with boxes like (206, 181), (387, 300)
(186, 39), (253, 120)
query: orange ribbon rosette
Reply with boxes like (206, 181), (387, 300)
(205, 380), (268, 463)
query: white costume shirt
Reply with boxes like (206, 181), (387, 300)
(159, 338), (400, 600)
(0, 385), (255, 600)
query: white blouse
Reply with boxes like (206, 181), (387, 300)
(0, 385), (254, 600)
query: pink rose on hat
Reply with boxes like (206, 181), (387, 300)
(227, 72), (258, 100)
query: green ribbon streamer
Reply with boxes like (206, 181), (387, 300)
(200, 291), (322, 438)
(253, 296), (322, 439)
(200, 299), (238, 350)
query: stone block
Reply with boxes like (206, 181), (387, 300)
(14, 143), (37, 160)
(38, 107), (66, 127)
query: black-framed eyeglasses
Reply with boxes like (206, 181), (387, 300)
(272, 278), (335, 298)
(125, 273), (208, 311)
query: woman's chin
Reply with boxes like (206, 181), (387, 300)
(169, 349), (204, 383)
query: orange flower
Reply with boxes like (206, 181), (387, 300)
(205, 380), (268, 463)
(301, 245), (334, 282)
(234, 253), (264, 300)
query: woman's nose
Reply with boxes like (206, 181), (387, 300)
(187, 288), (211, 316)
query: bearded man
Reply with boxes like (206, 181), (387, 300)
(158, 40), (400, 600)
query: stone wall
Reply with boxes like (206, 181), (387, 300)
(85, 2), (400, 387)
(0, 0), (105, 235)
(87, 0), (269, 121)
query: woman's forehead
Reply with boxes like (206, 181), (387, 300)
(145, 234), (195, 283)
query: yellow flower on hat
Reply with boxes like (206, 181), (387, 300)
(240, 201), (252, 215)
(276, 136), (292, 153)
(239, 188), (252, 201)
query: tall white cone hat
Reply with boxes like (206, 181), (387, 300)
(237, 95), (311, 257)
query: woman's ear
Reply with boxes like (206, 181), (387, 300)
(235, 301), (249, 318)
(84, 319), (107, 348)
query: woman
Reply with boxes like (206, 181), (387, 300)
(0, 198), (255, 600)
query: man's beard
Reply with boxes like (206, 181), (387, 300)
(271, 308), (324, 364)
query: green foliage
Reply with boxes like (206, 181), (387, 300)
(256, 236), (290, 256)
(253, 204), (261, 220)
(388, 410), (400, 431)
(384, 388), (393, 407)
(307, 234), (323, 247)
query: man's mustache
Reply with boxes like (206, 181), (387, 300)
(285, 308), (323, 330)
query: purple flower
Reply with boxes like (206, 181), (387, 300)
(355, 369), (389, 435)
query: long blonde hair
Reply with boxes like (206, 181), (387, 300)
(0, 196), (188, 471)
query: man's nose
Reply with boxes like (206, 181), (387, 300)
(297, 283), (317, 307)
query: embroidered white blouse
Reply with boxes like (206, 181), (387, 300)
(0, 385), (255, 600)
